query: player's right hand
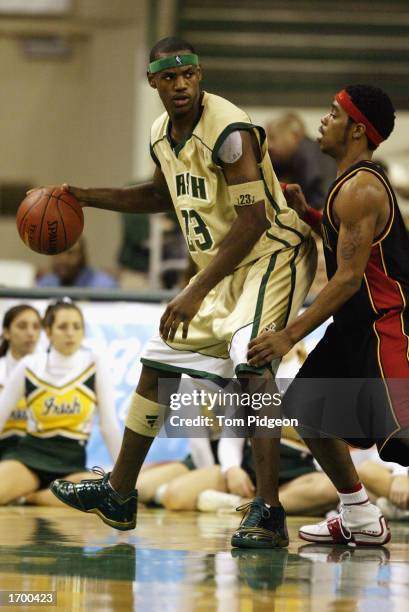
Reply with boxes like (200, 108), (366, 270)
(160, 285), (206, 341)
(283, 183), (309, 219)
(225, 466), (256, 498)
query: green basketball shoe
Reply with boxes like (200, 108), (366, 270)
(50, 470), (137, 531)
(231, 497), (289, 549)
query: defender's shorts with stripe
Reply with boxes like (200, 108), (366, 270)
(142, 237), (316, 381)
(283, 322), (409, 466)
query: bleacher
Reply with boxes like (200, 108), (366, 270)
(177, 0), (409, 108)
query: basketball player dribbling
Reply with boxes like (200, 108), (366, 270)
(49, 36), (317, 548)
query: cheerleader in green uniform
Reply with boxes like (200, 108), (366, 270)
(0, 301), (121, 506)
(0, 305), (41, 457)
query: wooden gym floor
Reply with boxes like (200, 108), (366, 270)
(0, 506), (408, 611)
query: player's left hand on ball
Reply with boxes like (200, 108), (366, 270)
(160, 286), (204, 342)
(247, 329), (294, 366)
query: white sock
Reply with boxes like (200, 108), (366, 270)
(338, 483), (369, 507)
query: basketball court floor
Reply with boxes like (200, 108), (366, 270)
(1, 506), (408, 610)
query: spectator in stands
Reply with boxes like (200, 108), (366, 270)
(117, 213), (150, 289)
(37, 237), (118, 289)
(161, 212), (188, 289)
(266, 113), (336, 209)
(117, 209), (187, 290)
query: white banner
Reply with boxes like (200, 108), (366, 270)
(0, 298), (329, 469)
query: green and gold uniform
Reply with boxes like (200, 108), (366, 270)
(143, 92), (316, 379)
(0, 348), (121, 487)
(0, 354), (28, 458)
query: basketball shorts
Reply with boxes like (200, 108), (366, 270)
(283, 321), (409, 466)
(142, 237), (316, 380)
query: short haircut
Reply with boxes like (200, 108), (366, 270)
(149, 37), (196, 62)
(345, 85), (395, 150)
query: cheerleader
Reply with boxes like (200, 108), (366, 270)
(0, 304), (42, 457)
(0, 300), (122, 505)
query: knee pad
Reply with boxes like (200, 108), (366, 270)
(125, 393), (166, 437)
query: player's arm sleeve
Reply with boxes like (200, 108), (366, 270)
(217, 437), (246, 473)
(0, 361), (26, 431)
(95, 356), (122, 461)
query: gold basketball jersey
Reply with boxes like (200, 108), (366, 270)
(151, 92), (310, 270)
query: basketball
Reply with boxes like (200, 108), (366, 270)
(16, 187), (84, 255)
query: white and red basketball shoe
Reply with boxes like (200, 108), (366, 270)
(299, 502), (390, 546)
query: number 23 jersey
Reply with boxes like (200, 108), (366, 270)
(150, 91), (309, 271)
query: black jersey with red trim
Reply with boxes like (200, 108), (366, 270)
(322, 159), (409, 332)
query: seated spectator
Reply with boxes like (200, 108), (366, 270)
(136, 428), (325, 514)
(266, 113), (336, 210)
(302, 447), (409, 521)
(37, 237), (118, 289)
(355, 448), (409, 521)
(0, 300), (121, 506)
(0, 305), (42, 458)
(137, 435), (255, 511)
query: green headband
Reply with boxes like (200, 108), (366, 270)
(148, 53), (199, 74)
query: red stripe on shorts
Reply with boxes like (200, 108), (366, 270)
(365, 244), (409, 426)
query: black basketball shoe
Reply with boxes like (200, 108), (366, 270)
(50, 469), (137, 531)
(231, 497), (289, 549)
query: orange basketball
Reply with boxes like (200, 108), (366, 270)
(16, 187), (84, 255)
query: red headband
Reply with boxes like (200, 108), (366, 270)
(335, 89), (384, 146)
